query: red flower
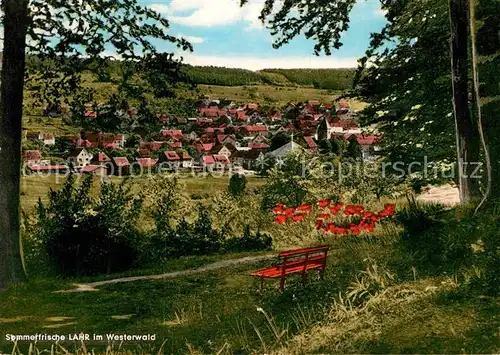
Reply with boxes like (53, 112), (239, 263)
(273, 205), (284, 214)
(329, 206), (342, 215)
(317, 213), (331, 220)
(318, 199), (331, 208)
(296, 203), (312, 212)
(315, 220), (324, 230)
(274, 214), (287, 224)
(283, 207), (296, 216)
(292, 213), (306, 222)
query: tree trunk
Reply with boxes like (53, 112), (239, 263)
(0, 0), (29, 289)
(449, 0), (482, 203)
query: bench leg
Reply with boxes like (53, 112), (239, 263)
(319, 267), (325, 280)
(260, 277), (264, 293)
(301, 271), (307, 288)
(279, 276), (285, 292)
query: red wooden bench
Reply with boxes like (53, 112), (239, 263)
(251, 246), (329, 292)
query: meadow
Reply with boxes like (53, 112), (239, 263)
(3, 173), (499, 354)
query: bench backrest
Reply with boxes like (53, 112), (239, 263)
(279, 246), (329, 274)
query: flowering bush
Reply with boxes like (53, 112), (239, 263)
(272, 199), (395, 236)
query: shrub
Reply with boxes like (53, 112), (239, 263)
(225, 225), (273, 252)
(32, 174), (143, 276)
(228, 174), (247, 197)
(150, 205), (223, 258)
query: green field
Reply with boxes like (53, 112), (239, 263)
(20, 175), (266, 213)
(1, 221), (498, 354)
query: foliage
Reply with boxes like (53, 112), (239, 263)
(261, 68), (355, 90)
(240, 0), (357, 55)
(150, 205), (223, 259)
(228, 174), (247, 198)
(225, 224), (273, 252)
(179, 65), (354, 89)
(28, 174), (143, 276)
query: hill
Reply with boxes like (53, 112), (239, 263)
(181, 65), (356, 90)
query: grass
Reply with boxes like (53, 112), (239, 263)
(0, 244), (356, 354)
(186, 84), (367, 109)
(20, 174), (266, 213)
(2, 226), (499, 354)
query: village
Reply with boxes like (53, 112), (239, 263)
(22, 99), (382, 176)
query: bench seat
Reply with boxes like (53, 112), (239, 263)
(251, 245), (329, 292)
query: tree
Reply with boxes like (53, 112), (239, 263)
(228, 174), (247, 198)
(242, 0), (493, 204)
(449, 0), (482, 202)
(0, 0), (192, 289)
(0, 0), (30, 289)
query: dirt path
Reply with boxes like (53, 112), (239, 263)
(417, 184), (460, 206)
(57, 254), (275, 293)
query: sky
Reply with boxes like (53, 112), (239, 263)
(140, 0), (388, 70)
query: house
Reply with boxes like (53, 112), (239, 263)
(268, 111), (282, 121)
(248, 143), (270, 150)
(303, 136), (318, 151)
(161, 129), (183, 139)
(317, 115), (361, 140)
(195, 143), (214, 154)
(114, 134), (126, 149)
(140, 141), (164, 151)
(26, 132), (55, 145)
(81, 164), (108, 176)
(240, 125), (269, 137)
(231, 149), (265, 170)
(267, 139), (304, 160)
(235, 111), (249, 122)
(112, 157), (130, 176)
(216, 145), (233, 158)
(184, 132), (199, 141)
(92, 152), (112, 164)
(179, 152), (194, 168)
(135, 158), (159, 172)
(167, 138), (183, 149)
(67, 148), (93, 168)
(200, 107), (219, 118)
(24, 150), (42, 166)
(353, 133), (382, 161)
(162, 151), (181, 169)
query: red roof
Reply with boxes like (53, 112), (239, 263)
(304, 136), (317, 149)
(202, 155), (215, 165)
(213, 155), (230, 164)
(242, 125), (268, 133)
(196, 143), (213, 152)
(200, 108), (219, 117)
(180, 152), (192, 160)
(355, 134), (382, 145)
(246, 103), (259, 110)
(136, 158), (159, 168)
(141, 141), (164, 151)
(24, 150), (42, 161)
(113, 157), (130, 167)
(328, 118), (359, 129)
(161, 129), (183, 137)
(248, 143), (270, 150)
(164, 151), (180, 161)
(81, 165), (105, 173)
(95, 152), (111, 162)
(168, 141), (183, 149)
(138, 149), (152, 158)
(236, 111), (248, 121)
